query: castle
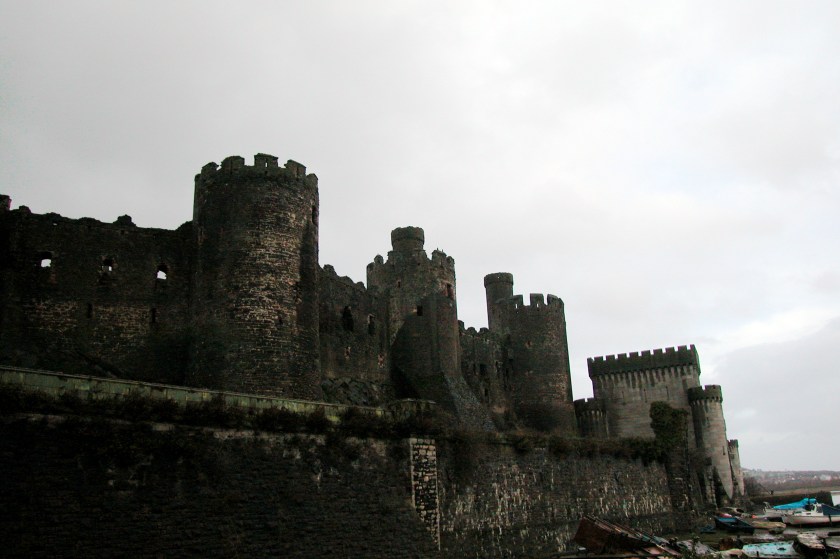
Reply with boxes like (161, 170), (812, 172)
(0, 153), (743, 505)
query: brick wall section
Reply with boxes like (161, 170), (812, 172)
(410, 438), (441, 549)
(318, 265), (393, 405)
(0, 414), (440, 559)
(437, 442), (679, 558)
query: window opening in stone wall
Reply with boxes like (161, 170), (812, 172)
(416, 305), (423, 316)
(86, 303), (93, 319)
(479, 364), (487, 375)
(311, 206), (318, 225)
(150, 308), (157, 324)
(101, 257), (114, 273)
(341, 306), (354, 332)
(368, 315), (375, 335)
(397, 280), (401, 288)
(446, 283), (454, 299)
(277, 313), (284, 327)
(156, 263), (168, 280)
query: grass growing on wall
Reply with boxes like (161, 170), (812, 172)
(0, 383), (440, 440)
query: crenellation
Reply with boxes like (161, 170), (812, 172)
(588, 344), (698, 377)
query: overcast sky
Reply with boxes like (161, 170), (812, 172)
(2, 1), (839, 471)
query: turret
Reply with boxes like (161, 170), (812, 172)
(574, 398), (609, 438)
(188, 154), (321, 399)
(367, 226), (456, 344)
(728, 440), (745, 496)
(484, 272), (513, 332)
(688, 385), (735, 503)
(367, 227), (493, 430)
(391, 226), (425, 253)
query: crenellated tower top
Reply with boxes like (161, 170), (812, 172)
(196, 154), (314, 182)
(687, 384), (723, 403)
(588, 344), (699, 377)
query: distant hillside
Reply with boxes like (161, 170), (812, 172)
(744, 468), (840, 496)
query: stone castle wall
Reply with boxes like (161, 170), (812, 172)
(0, 413), (439, 558)
(437, 441), (677, 558)
(0, 204), (192, 384)
(587, 346), (702, 439)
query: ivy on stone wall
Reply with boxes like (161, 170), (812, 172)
(649, 401), (689, 453)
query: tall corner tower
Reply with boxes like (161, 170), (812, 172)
(688, 384), (735, 503)
(728, 439), (745, 497)
(188, 154), (321, 399)
(484, 273), (576, 433)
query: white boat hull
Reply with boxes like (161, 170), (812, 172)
(783, 513), (840, 526)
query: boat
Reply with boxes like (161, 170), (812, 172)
(795, 533), (826, 557)
(571, 515), (682, 557)
(716, 515), (756, 534)
(783, 503), (840, 527)
(741, 541), (803, 559)
(762, 499), (817, 521)
(746, 519), (786, 534)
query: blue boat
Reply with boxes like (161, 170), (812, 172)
(714, 515), (756, 534)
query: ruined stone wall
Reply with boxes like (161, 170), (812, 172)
(459, 326), (506, 418)
(318, 265), (394, 405)
(588, 346), (702, 439)
(0, 413), (439, 559)
(438, 441), (678, 558)
(0, 204), (191, 384)
(189, 155), (320, 400)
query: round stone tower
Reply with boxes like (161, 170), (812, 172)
(484, 272), (513, 332)
(187, 154), (321, 399)
(483, 273), (576, 433)
(688, 385), (735, 503)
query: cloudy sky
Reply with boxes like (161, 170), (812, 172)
(2, 1), (839, 470)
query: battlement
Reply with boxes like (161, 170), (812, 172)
(503, 293), (564, 311)
(687, 384), (723, 403)
(431, 249), (455, 267)
(574, 397), (605, 414)
(196, 154), (316, 183)
(587, 344), (698, 377)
